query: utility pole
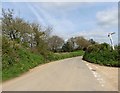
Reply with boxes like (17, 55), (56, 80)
(108, 32), (115, 50)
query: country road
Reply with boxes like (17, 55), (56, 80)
(2, 56), (118, 91)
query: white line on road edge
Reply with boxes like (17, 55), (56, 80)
(86, 63), (105, 87)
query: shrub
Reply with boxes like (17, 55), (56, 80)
(83, 43), (119, 67)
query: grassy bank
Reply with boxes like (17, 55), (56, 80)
(2, 48), (45, 81)
(2, 48), (84, 81)
(47, 50), (84, 61)
(83, 43), (120, 67)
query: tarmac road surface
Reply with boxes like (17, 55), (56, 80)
(2, 56), (115, 91)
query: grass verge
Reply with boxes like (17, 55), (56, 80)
(2, 49), (84, 81)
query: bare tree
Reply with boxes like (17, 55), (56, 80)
(47, 35), (64, 52)
(74, 36), (91, 50)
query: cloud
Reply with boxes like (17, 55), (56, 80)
(3, 2), (117, 44)
(96, 7), (118, 28)
(29, 3), (80, 38)
(70, 27), (118, 44)
(29, 3), (118, 44)
(2, 0), (119, 2)
(95, 7), (118, 44)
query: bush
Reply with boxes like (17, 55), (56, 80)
(2, 47), (45, 81)
(2, 40), (84, 81)
(83, 43), (119, 67)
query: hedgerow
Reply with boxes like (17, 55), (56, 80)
(83, 43), (120, 67)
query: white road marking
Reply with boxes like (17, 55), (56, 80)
(86, 63), (105, 87)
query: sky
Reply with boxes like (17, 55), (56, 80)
(2, 2), (118, 44)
